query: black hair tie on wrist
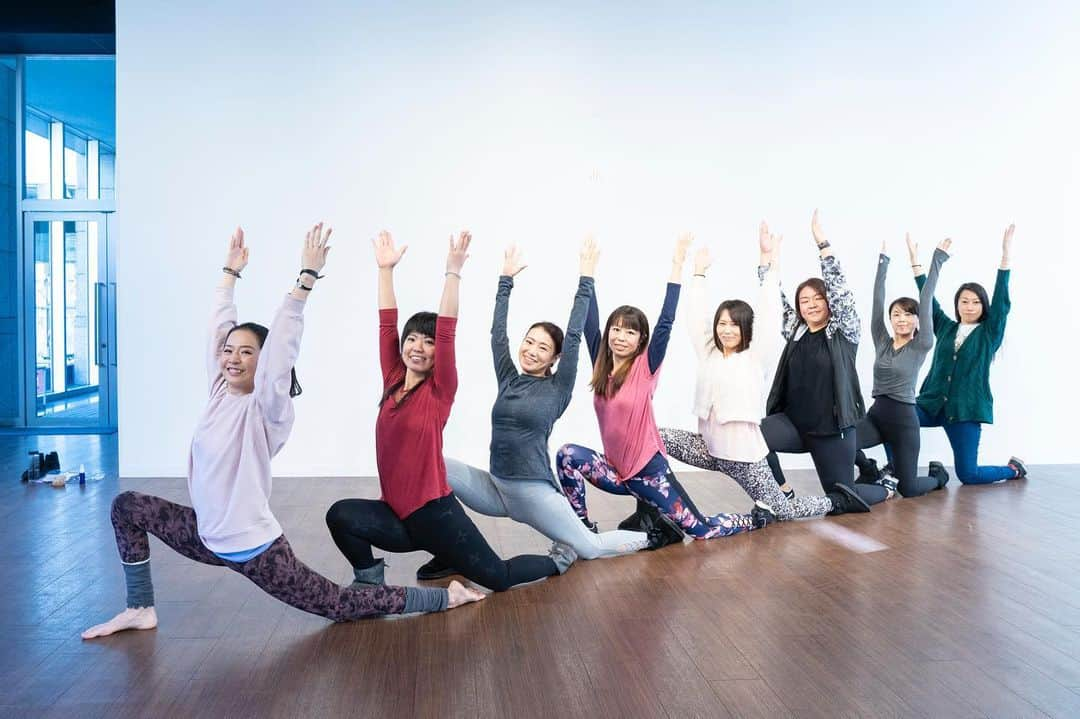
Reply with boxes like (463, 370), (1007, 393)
(300, 269), (325, 280)
(222, 267), (241, 278)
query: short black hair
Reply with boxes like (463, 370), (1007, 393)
(712, 300), (754, 353)
(401, 311), (437, 348)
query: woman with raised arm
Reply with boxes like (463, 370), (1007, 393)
(761, 210), (889, 507)
(325, 231), (566, 592)
(907, 224), (1026, 484)
(82, 226), (481, 640)
(659, 222), (870, 524)
(415, 237), (678, 581)
(852, 235), (951, 497)
(556, 234), (765, 541)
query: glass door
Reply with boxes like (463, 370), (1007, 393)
(23, 212), (116, 430)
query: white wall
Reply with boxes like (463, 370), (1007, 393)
(117, 1), (1080, 477)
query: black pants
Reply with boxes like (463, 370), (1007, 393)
(325, 493), (559, 592)
(761, 413), (888, 506)
(855, 397), (937, 498)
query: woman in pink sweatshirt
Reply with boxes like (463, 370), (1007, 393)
(83, 225), (482, 639)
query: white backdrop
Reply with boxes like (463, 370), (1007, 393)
(117, 1), (1079, 477)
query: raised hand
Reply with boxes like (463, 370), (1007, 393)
(759, 221), (776, 256)
(673, 232), (694, 265)
(693, 247), (712, 276)
(502, 245), (527, 277)
(446, 230), (472, 275)
(1001, 223), (1015, 258)
(881, 239), (887, 255)
(906, 232), (919, 265)
(579, 235), (600, 277)
(811, 209), (826, 247)
(372, 230), (407, 269)
(225, 227), (249, 273)
(936, 237), (953, 254)
(302, 222), (332, 273)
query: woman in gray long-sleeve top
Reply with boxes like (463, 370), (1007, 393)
(415, 238), (672, 582)
(853, 235), (951, 497)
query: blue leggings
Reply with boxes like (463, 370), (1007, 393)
(556, 445), (755, 539)
(906, 407), (1017, 485)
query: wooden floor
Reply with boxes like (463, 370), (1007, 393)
(3, 435), (1080, 718)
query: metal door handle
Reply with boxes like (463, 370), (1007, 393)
(95, 282), (107, 366)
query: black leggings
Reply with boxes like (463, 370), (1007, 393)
(761, 413), (888, 506)
(325, 493), (559, 592)
(855, 397), (937, 498)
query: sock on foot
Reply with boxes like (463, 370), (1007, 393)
(122, 559), (154, 609)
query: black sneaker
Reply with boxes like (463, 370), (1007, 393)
(1008, 456), (1028, 479)
(878, 471), (899, 495)
(826, 484), (872, 515)
(416, 556), (457, 580)
(750, 501), (779, 529)
(617, 499), (652, 532)
(929, 461), (950, 489)
(643, 510), (685, 549)
(582, 518), (600, 534)
(856, 456), (881, 484)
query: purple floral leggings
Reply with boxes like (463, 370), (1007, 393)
(111, 491), (407, 621)
(555, 445), (755, 539)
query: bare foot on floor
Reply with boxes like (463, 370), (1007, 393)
(81, 607), (158, 639)
(447, 581), (486, 608)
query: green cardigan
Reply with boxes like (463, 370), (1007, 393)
(915, 269), (1010, 424)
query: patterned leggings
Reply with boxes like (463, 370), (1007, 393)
(556, 445), (755, 539)
(659, 428), (833, 520)
(110, 491), (407, 621)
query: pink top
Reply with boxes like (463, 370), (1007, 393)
(594, 353), (665, 479)
(188, 287), (303, 553)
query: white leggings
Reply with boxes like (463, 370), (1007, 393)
(445, 459), (650, 560)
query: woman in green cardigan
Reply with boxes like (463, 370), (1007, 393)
(910, 224), (1026, 484)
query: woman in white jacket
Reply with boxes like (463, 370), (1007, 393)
(659, 223), (870, 523)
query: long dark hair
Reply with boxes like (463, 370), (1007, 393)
(953, 282), (989, 323)
(224, 322), (302, 397)
(888, 297), (920, 336)
(794, 277), (829, 325)
(590, 306), (649, 398)
(527, 321), (564, 376)
(712, 300), (754, 353)
(380, 311), (437, 407)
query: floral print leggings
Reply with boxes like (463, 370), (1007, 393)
(110, 490), (408, 621)
(556, 445), (755, 538)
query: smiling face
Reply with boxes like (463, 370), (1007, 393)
(401, 332), (436, 376)
(715, 310), (743, 353)
(797, 284), (830, 330)
(607, 321), (643, 361)
(956, 289), (984, 325)
(519, 326), (559, 377)
(889, 303), (918, 339)
(221, 328), (261, 394)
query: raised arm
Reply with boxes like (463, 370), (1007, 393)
(553, 237), (599, 393)
(583, 235), (603, 365)
(433, 231), (471, 399)
(871, 239), (890, 351)
(687, 246), (716, 361)
(913, 240), (951, 351)
(372, 230), (408, 380)
(812, 210), (860, 344)
(986, 224), (1014, 351)
(256, 222), (332, 421)
(910, 234), (952, 336)
(750, 223), (784, 366)
(648, 233), (691, 373)
(207, 227), (247, 389)
(492, 245), (526, 386)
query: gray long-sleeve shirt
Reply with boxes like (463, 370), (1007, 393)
(489, 275), (593, 486)
(870, 248), (948, 403)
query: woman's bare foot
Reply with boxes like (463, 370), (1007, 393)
(447, 580), (486, 608)
(81, 606), (158, 639)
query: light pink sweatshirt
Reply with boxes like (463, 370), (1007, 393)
(187, 287), (303, 554)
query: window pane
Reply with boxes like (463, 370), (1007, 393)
(64, 130), (88, 200)
(24, 113), (51, 200)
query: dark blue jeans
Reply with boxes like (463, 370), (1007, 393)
(911, 407), (1016, 484)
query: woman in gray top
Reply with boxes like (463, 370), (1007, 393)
(416, 238), (678, 581)
(853, 235), (950, 497)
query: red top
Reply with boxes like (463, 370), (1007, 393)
(375, 308), (458, 519)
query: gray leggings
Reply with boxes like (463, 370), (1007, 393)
(658, 428), (833, 520)
(445, 459), (650, 560)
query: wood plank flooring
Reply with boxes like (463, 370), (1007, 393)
(2, 435), (1079, 718)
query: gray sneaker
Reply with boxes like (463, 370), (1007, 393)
(547, 542), (578, 574)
